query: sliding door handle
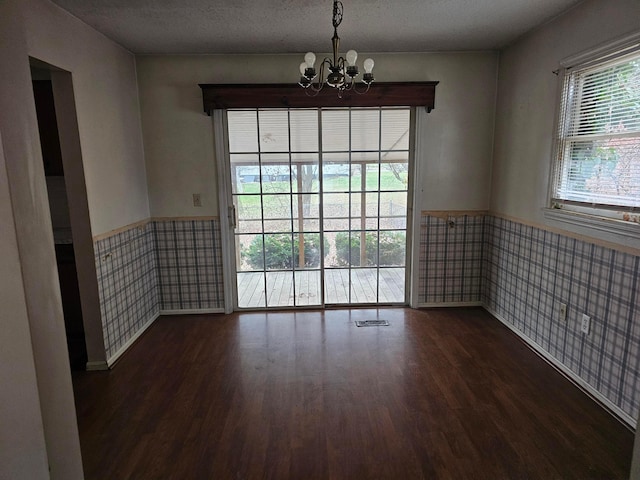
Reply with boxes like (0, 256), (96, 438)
(228, 205), (237, 229)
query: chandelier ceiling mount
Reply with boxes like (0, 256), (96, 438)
(298, 0), (374, 97)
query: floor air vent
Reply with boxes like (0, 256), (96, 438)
(355, 320), (390, 327)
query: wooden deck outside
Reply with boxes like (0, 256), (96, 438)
(237, 268), (406, 308)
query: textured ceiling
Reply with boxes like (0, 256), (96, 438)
(50, 0), (584, 54)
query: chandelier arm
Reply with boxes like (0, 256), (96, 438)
(308, 82), (323, 93)
(321, 58), (333, 69)
(350, 82), (373, 95)
(318, 58), (331, 86)
(304, 87), (322, 97)
(341, 75), (355, 90)
(308, 59), (331, 92)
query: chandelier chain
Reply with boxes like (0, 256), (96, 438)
(332, 1), (343, 29)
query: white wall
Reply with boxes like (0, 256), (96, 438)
(0, 0), (150, 477)
(137, 52), (497, 217)
(0, 128), (51, 479)
(491, 0), (640, 227)
(25, 0), (150, 236)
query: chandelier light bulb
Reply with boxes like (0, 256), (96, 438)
(299, 62), (308, 75)
(346, 50), (358, 66)
(363, 58), (375, 74)
(304, 52), (316, 68)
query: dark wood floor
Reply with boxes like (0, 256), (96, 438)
(72, 308), (634, 479)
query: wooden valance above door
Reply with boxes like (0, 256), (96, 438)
(199, 82), (438, 115)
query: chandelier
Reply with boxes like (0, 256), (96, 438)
(298, 0), (374, 96)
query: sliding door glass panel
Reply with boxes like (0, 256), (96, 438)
(291, 153), (319, 193)
(379, 192), (407, 230)
(266, 271), (294, 307)
(258, 111), (289, 152)
(290, 110), (319, 152)
(381, 109), (411, 150)
(295, 270), (322, 306)
(229, 109), (322, 308)
(351, 110), (380, 151)
(228, 113), (258, 152)
(322, 111), (349, 151)
(379, 268), (405, 303)
(237, 272), (265, 309)
(324, 268), (350, 303)
(322, 108), (409, 305)
(235, 195), (262, 234)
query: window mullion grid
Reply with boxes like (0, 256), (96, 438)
(318, 108), (325, 307)
(287, 109), (297, 308)
(256, 109), (268, 308)
(348, 108), (352, 305)
(376, 107), (382, 303)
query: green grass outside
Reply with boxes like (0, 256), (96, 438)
(235, 171), (408, 211)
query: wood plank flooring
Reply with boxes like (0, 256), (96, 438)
(72, 308), (634, 479)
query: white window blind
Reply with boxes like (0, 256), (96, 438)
(552, 47), (640, 212)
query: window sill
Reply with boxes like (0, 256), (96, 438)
(543, 208), (640, 251)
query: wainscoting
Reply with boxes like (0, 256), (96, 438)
(483, 215), (640, 424)
(94, 221), (159, 360)
(93, 212), (639, 425)
(154, 219), (224, 312)
(418, 212), (485, 305)
(419, 211), (640, 425)
(93, 218), (224, 362)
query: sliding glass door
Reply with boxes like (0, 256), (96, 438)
(225, 107), (411, 309)
(320, 108), (409, 304)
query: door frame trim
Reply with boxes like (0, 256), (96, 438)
(215, 107), (419, 311)
(409, 107), (428, 308)
(213, 110), (236, 314)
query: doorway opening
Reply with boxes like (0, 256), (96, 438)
(224, 107), (412, 309)
(30, 59), (104, 370)
(31, 65), (86, 370)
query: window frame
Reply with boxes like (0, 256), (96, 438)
(547, 31), (640, 231)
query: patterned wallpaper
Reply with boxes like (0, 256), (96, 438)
(94, 218), (224, 361)
(418, 213), (485, 304)
(419, 211), (640, 421)
(154, 219), (224, 311)
(94, 212), (640, 422)
(94, 222), (159, 360)
(483, 215), (640, 421)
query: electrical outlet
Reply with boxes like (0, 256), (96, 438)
(581, 314), (590, 334)
(192, 193), (202, 207)
(559, 303), (567, 322)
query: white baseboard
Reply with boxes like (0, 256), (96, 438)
(483, 305), (636, 429)
(85, 361), (108, 371)
(106, 312), (160, 368)
(417, 301), (483, 308)
(160, 308), (225, 315)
